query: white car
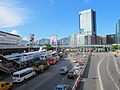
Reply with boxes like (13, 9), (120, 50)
(72, 60), (77, 63)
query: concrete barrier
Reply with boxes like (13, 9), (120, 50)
(72, 54), (90, 90)
(72, 75), (81, 90)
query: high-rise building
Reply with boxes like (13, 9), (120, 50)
(69, 9), (97, 46)
(106, 34), (116, 44)
(79, 9), (96, 35)
(116, 20), (120, 44)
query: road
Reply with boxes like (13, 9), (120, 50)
(77, 53), (120, 90)
(1, 54), (84, 90)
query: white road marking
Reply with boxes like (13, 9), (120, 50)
(112, 55), (120, 75)
(107, 55), (119, 90)
(97, 55), (105, 90)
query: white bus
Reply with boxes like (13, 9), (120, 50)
(13, 68), (36, 82)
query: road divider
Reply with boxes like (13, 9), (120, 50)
(72, 54), (90, 90)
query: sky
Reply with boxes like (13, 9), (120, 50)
(0, 0), (120, 40)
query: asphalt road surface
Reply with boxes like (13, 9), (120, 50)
(1, 54), (84, 90)
(77, 53), (120, 90)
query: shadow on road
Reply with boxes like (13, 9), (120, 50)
(82, 55), (91, 78)
(76, 55), (91, 90)
(77, 81), (84, 90)
(0, 71), (10, 81)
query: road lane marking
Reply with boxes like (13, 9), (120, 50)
(112, 55), (120, 75)
(97, 55), (105, 90)
(107, 55), (119, 90)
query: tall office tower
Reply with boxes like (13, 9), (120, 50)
(116, 19), (120, 44)
(79, 9), (96, 35)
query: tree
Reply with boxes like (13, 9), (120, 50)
(110, 45), (119, 51)
(44, 44), (54, 50)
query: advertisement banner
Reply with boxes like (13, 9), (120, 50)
(50, 35), (57, 45)
(30, 34), (34, 42)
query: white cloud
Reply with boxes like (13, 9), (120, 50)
(10, 30), (28, 40)
(10, 30), (19, 35)
(0, 0), (28, 28)
(22, 36), (28, 40)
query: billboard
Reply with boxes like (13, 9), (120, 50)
(50, 35), (57, 45)
(30, 34), (34, 42)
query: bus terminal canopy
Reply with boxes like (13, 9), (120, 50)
(52, 45), (111, 48)
(27, 46), (46, 48)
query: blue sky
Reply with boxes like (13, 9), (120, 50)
(0, 0), (120, 40)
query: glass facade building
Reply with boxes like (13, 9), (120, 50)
(116, 20), (120, 44)
(79, 9), (96, 35)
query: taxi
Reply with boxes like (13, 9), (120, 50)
(0, 81), (13, 90)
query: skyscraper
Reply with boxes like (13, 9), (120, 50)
(116, 19), (120, 44)
(79, 9), (96, 35)
(69, 9), (97, 46)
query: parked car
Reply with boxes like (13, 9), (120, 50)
(67, 70), (76, 79)
(60, 66), (69, 75)
(55, 84), (70, 90)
